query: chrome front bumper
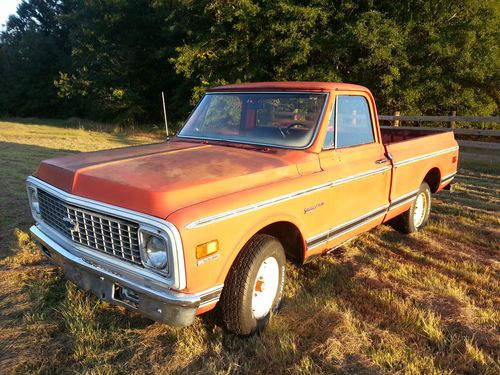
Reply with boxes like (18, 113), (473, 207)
(30, 225), (200, 326)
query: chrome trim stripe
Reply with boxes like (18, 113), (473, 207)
(186, 166), (391, 229)
(197, 284), (224, 307)
(330, 212), (387, 240)
(307, 204), (389, 245)
(196, 284), (224, 298)
(307, 210), (388, 249)
(27, 176), (187, 290)
(199, 297), (221, 308)
(388, 194), (418, 211)
(440, 172), (457, 184)
(389, 189), (419, 207)
(393, 146), (459, 167)
(305, 236), (327, 249)
(306, 189), (419, 250)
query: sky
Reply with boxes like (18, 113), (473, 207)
(0, 0), (21, 30)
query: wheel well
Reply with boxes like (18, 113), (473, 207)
(423, 168), (441, 193)
(257, 221), (305, 264)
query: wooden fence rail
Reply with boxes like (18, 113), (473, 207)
(378, 115), (500, 124)
(378, 113), (500, 138)
(379, 125), (500, 137)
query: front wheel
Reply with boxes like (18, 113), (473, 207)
(391, 182), (432, 233)
(219, 234), (286, 336)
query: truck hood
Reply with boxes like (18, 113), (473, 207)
(33, 140), (299, 218)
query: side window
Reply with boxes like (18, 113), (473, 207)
(336, 96), (374, 148)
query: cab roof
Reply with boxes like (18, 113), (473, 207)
(208, 81), (368, 92)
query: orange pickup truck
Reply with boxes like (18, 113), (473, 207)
(27, 82), (458, 335)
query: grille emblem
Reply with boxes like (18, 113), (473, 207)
(62, 216), (79, 233)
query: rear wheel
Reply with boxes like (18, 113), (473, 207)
(391, 182), (432, 233)
(219, 234), (286, 336)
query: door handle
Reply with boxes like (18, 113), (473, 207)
(375, 158), (390, 164)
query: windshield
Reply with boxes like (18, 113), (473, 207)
(178, 92), (327, 148)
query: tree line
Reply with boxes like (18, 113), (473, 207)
(0, 0), (498, 126)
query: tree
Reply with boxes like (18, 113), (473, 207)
(172, 0), (499, 117)
(1, 0), (498, 124)
(0, 0), (72, 117)
(54, 0), (191, 123)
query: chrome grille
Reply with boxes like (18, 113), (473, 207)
(38, 189), (142, 265)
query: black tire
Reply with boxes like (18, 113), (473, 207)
(219, 234), (286, 336)
(390, 182), (432, 234)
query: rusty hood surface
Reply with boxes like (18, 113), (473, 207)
(33, 140), (300, 218)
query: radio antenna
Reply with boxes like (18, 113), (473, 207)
(161, 91), (169, 137)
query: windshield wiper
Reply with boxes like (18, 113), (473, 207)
(173, 137), (274, 153)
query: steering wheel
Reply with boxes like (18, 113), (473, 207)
(286, 122), (309, 132)
(278, 122), (309, 138)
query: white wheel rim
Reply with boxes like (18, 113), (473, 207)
(413, 192), (427, 228)
(251, 256), (280, 319)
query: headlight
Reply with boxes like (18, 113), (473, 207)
(139, 229), (169, 273)
(146, 236), (168, 268)
(27, 185), (41, 218)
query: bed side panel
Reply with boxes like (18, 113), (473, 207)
(385, 131), (458, 207)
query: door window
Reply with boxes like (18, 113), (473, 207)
(335, 96), (374, 148)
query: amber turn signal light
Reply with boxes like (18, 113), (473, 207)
(196, 240), (219, 259)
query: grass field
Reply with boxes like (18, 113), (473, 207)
(0, 119), (498, 374)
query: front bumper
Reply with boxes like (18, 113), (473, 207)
(30, 225), (200, 326)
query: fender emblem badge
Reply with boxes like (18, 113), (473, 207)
(304, 201), (325, 214)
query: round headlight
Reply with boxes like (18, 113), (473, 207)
(145, 235), (168, 269)
(29, 188), (40, 216)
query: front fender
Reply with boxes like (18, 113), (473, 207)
(216, 213), (307, 284)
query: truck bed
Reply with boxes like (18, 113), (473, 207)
(381, 126), (453, 145)
(381, 127), (459, 209)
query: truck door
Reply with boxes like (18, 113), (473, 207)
(311, 94), (391, 251)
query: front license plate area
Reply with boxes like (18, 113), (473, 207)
(62, 263), (114, 301)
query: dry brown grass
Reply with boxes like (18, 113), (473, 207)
(0, 120), (498, 374)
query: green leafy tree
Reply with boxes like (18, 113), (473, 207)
(0, 0), (72, 117)
(172, 0), (499, 117)
(55, 0), (191, 123)
(1, 0), (498, 124)
(393, 0), (500, 116)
